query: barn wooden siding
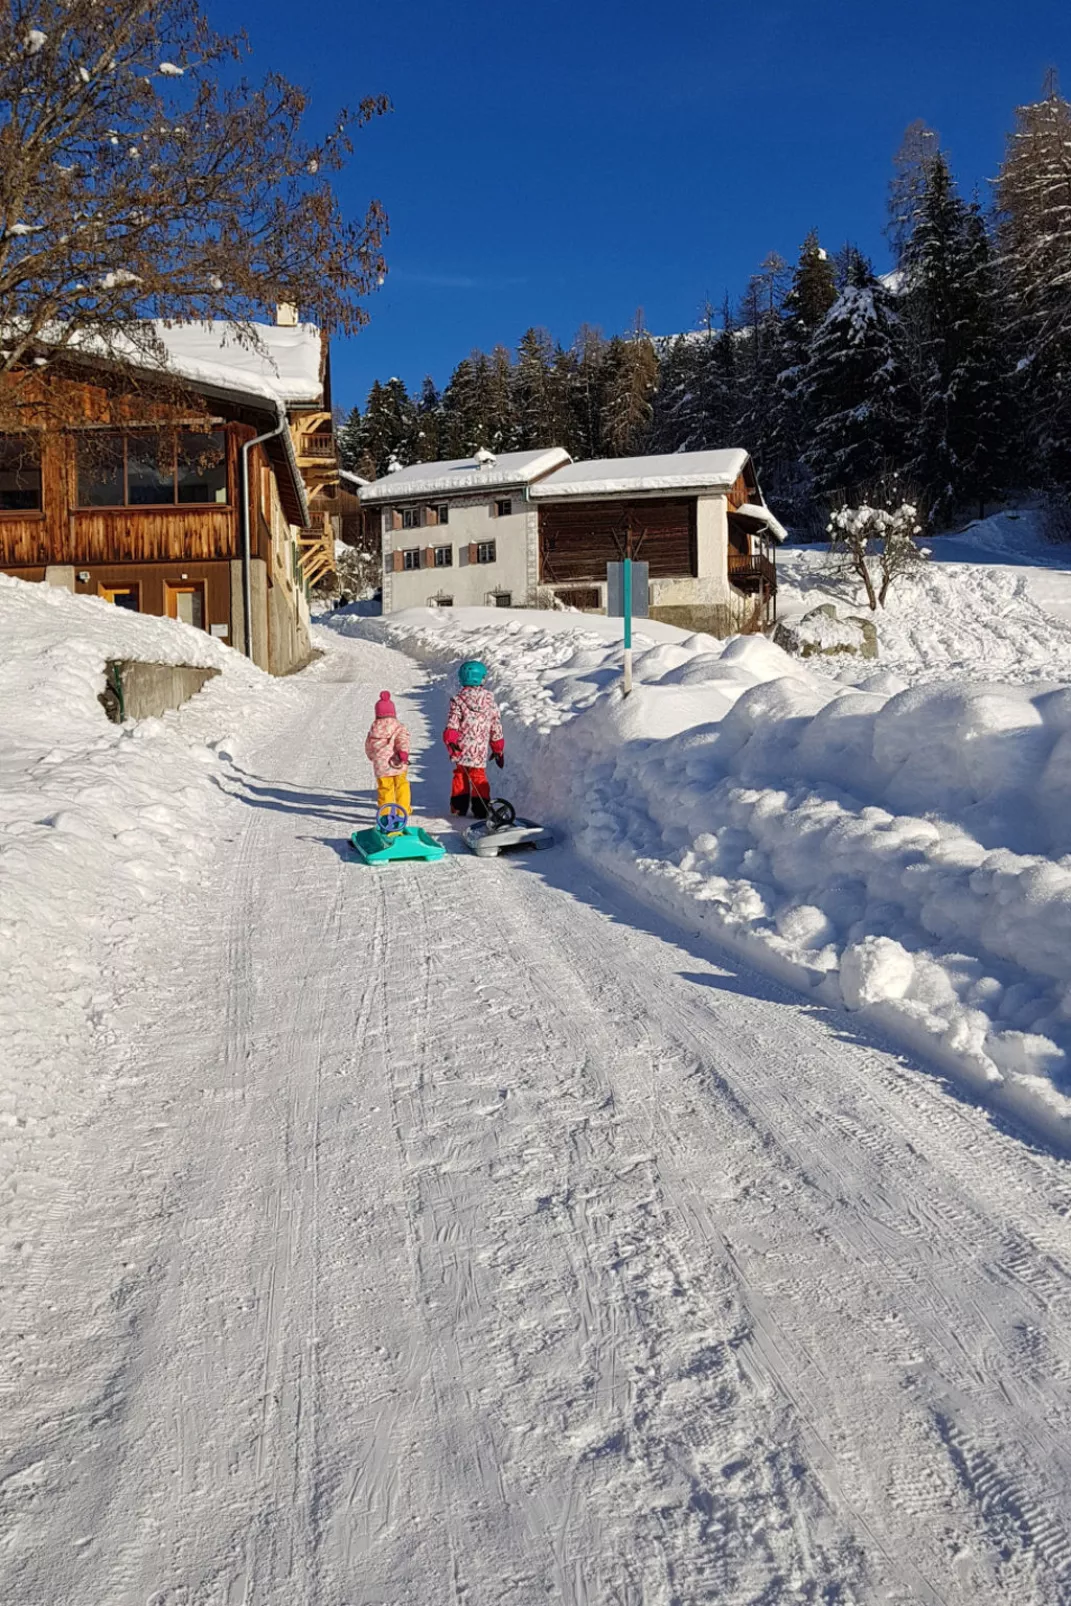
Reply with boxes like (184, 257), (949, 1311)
(538, 498), (697, 584)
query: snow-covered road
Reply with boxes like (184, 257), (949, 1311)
(7, 632), (1071, 1606)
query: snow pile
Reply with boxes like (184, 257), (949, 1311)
(331, 598), (1071, 1144)
(0, 575), (289, 1253)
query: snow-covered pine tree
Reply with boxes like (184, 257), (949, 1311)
(439, 352), (494, 457)
(486, 345), (517, 452)
(737, 254), (792, 493)
(350, 378), (417, 477)
(599, 314), (660, 456)
(511, 327), (561, 449)
(336, 404), (364, 475)
(410, 377), (443, 464)
(901, 154), (1013, 518)
(773, 234), (837, 527)
(800, 250), (914, 502)
(996, 78), (1071, 486)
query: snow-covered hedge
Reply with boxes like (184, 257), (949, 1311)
(339, 604), (1071, 1144)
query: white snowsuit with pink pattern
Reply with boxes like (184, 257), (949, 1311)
(443, 687), (504, 767)
(364, 716), (410, 778)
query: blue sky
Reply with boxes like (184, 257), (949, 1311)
(220, 0), (1071, 412)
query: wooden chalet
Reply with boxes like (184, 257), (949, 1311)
(0, 319), (336, 674)
(529, 449), (784, 635)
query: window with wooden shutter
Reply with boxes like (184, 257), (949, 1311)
(391, 508), (402, 530)
(426, 505), (438, 527)
(392, 550), (404, 572)
(423, 546), (434, 568)
(468, 542), (478, 564)
(488, 498), (497, 518)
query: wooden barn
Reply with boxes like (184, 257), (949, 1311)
(529, 449), (785, 635)
(0, 320), (331, 674)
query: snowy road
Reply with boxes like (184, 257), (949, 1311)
(7, 632), (1071, 1605)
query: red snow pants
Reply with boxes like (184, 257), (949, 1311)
(450, 765), (490, 819)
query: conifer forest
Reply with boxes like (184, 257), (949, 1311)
(340, 87), (1071, 533)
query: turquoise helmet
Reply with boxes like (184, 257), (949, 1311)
(458, 659), (488, 687)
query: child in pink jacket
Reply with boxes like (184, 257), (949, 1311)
(365, 691), (411, 815)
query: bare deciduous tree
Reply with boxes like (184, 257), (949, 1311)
(0, 0), (389, 424)
(828, 502), (926, 609)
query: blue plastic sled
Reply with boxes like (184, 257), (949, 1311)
(350, 804), (446, 865)
(350, 826), (446, 865)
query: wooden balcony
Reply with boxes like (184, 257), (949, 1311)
(300, 433), (336, 460)
(728, 551), (777, 596)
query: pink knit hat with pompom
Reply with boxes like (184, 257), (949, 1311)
(374, 691), (396, 719)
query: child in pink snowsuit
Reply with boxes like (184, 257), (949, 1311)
(365, 691), (412, 814)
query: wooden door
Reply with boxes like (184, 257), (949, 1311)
(164, 581), (206, 629)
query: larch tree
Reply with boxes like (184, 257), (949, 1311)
(599, 313), (658, 457)
(996, 78), (1071, 485)
(0, 0), (389, 427)
(887, 120), (942, 264)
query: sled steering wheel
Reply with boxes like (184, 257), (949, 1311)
(377, 803), (409, 835)
(486, 798), (516, 832)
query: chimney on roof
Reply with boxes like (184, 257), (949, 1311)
(275, 302), (299, 327)
(474, 446), (496, 469)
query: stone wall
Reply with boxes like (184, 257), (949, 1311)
(99, 660), (221, 723)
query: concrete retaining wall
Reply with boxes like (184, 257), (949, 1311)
(99, 660), (221, 723)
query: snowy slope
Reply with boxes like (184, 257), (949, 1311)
(777, 508), (1071, 689)
(335, 544), (1071, 1147)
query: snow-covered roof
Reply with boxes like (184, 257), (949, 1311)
(359, 448), (572, 504)
(339, 468), (369, 489)
(531, 449), (751, 499)
(150, 321), (325, 408)
(731, 501), (789, 544)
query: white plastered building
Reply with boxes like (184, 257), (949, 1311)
(361, 448), (571, 612)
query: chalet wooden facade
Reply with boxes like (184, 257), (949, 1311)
(530, 450), (784, 634)
(0, 331), (324, 675)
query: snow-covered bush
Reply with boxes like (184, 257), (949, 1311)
(828, 502), (926, 609)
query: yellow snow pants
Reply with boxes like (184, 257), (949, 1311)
(377, 771), (412, 813)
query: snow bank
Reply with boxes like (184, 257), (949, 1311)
(0, 576), (291, 1256)
(330, 600), (1071, 1147)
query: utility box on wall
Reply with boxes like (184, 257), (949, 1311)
(606, 561), (649, 619)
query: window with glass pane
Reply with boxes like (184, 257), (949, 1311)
(127, 433), (175, 505)
(0, 437), (42, 511)
(177, 431), (227, 505)
(77, 433), (126, 507)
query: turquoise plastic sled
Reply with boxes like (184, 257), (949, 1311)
(350, 825), (446, 865)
